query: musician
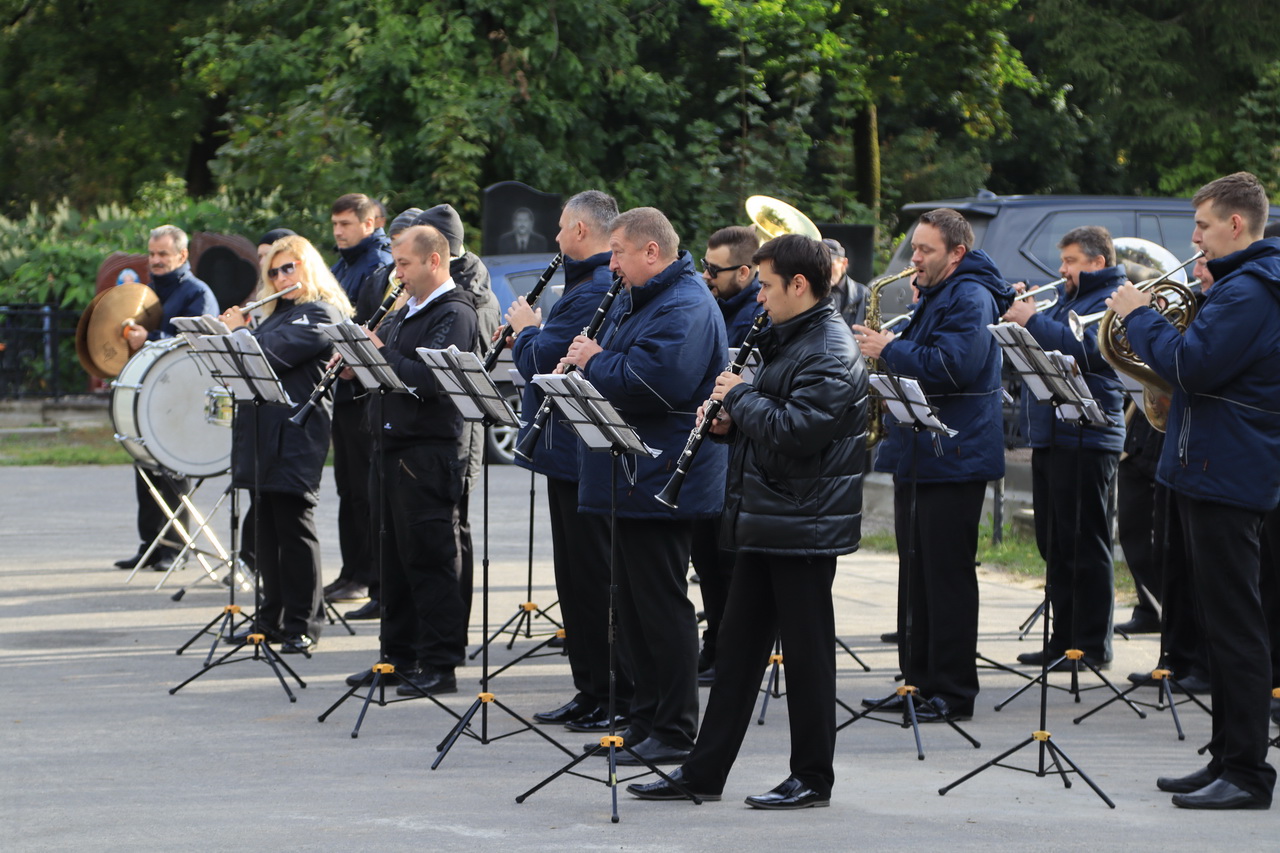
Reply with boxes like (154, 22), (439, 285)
(628, 233), (867, 809)
(114, 225), (218, 573)
(504, 190), (630, 733)
(325, 194), (392, 612)
(1002, 226), (1126, 670)
(853, 208), (1013, 722)
(343, 224), (478, 696)
(219, 234), (353, 654)
(1108, 171), (1280, 810)
(694, 224), (762, 685)
(559, 207), (728, 766)
(824, 238), (871, 328)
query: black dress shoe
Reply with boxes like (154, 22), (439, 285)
(1048, 655), (1110, 672)
(546, 634), (565, 649)
(115, 548), (147, 569)
(861, 692), (906, 711)
(697, 666), (716, 686)
(345, 599), (380, 620)
(879, 631), (900, 644)
(322, 578), (346, 596)
(564, 708), (629, 733)
(1171, 673), (1212, 694)
(395, 666), (457, 697)
(1172, 778), (1270, 810)
(345, 666), (407, 687)
(151, 550), (176, 572)
(1115, 615), (1161, 634)
(533, 699), (596, 725)
(583, 727), (646, 754)
(279, 634), (317, 655)
(615, 736), (691, 766)
(1157, 766), (1219, 793)
(915, 696), (973, 723)
(325, 581), (369, 603)
(627, 768), (721, 801)
(1016, 649), (1059, 667)
(744, 777), (830, 810)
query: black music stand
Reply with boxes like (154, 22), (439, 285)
(514, 371), (704, 822)
(314, 323), (464, 736)
(169, 328), (306, 701)
(939, 324), (1117, 806)
(841, 371), (980, 758)
(413, 344), (574, 768)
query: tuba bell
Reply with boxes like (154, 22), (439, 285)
(745, 195), (823, 242)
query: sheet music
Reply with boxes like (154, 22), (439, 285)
(531, 372), (659, 456)
(417, 345), (519, 428)
(988, 323), (1109, 426)
(319, 322), (409, 394)
(869, 374), (956, 437)
(172, 314), (231, 349)
(193, 329), (291, 404)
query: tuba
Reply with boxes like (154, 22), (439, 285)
(862, 266), (918, 446)
(1095, 239), (1202, 432)
(745, 195), (823, 242)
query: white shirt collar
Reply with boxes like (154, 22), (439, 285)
(404, 278), (457, 318)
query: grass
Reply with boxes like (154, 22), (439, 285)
(0, 425), (133, 465)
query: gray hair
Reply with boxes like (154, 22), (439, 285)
(1058, 225), (1115, 266)
(149, 224), (189, 253)
(611, 207), (679, 260)
(564, 190), (619, 236)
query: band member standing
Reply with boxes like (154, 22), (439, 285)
(853, 208), (1013, 722)
(1108, 171), (1280, 810)
(559, 207), (728, 766)
(343, 225), (478, 696)
(504, 190), (630, 733)
(220, 235), (353, 654)
(628, 233), (867, 809)
(1002, 226), (1126, 669)
(825, 238), (871, 328)
(693, 224), (762, 685)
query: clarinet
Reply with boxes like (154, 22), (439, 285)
(288, 279), (405, 428)
(655, 310), (768, 509)
(484, 252), (563, 372)
(513, 272), (625, 462)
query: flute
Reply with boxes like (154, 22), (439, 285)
(513, 273), (624, 462)
(240, 282), (303, 312)
(484, 252), (563, 372)
(655, 310), (768, 509)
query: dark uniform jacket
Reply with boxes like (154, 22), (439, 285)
(718, 277), (763, 348)
(147, 262), (218, 341)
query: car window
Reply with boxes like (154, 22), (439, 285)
(506, 269), (564, 314)
(1022, 210), (1132, 274)
(1158, 214), (1196, 255)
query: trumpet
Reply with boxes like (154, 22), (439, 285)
(1016, 278), (1065, 309)
(881, 310), (914, 333)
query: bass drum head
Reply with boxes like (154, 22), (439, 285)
(110, 342), (163, 469)
(113, 341), (232, 477)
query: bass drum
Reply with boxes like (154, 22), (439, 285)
(110, 339), (232, 477)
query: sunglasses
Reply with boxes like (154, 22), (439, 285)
(701, 259), (743, 278)
(267, 261), (299, 280)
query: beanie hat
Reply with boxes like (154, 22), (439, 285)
(389, 207), (424, 237)
(257, 227), (297, 246)
(413, 204), (465, 256)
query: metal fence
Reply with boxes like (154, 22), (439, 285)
(0, 304), (83, 399)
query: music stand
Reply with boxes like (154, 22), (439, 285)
(514, 371), (704, 822)
(314, 323), (463, 736)
(413, 345), (574, 768)
(939, 324), (1118, 806)
(169, 328), (306, 701)
(841, 372), (979, 759)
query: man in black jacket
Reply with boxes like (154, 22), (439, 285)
(343, 224), (478, 696)
(628, 233), (867, 810)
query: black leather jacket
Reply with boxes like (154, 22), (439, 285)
(720, 298), (868, 556)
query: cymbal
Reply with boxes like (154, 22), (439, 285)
(76, 284), (162, 379)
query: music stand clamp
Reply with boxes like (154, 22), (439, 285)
(169, 327), (306, 701)
(842, 372), (979, 759)
(414, 345), (574, 768)
(513, 371), (702, 822)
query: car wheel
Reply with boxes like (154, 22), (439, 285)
(485, 386), (522, 465)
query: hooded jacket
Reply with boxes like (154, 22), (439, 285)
(449, 251), (499, 493)
(1124, 237), (1280, 511)
(147, 262), (218, 340)
(720, 299), (868, 556)
(577, 251), (728, 519)
(331, 229), (392, 302)
(718, 276), (763, 348)
(874, 249), (1014, 483)
(512, 251), (615, 482)
(1018, 264), (1127, 451)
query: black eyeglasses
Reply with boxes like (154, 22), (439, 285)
(267, 261), (299, 280)
(701, 259), (744, 277)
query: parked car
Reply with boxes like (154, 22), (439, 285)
(481, 253), (565, 464)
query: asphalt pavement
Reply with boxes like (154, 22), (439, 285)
(1, 464), (1273, 851)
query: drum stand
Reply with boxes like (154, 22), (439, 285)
(125, 471), (228, 590)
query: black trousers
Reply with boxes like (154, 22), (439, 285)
(682, 553), (837, 798)
(134, 467), (189, 551)
(1177, 493), (1275, 802)
(1256, 507), (1280, 685)
(249, 492), (323, 639)
(689, 517), (736, 666)
(331, 400), (373, 587)
(1153, 485), (1206, 676)
(895, 479), (984, 712)
(614, 517), (698, 750)
(546, 477), (630, 708)
(1031, 447), (1117, 661)
(1116, 458), (1161, 620)
(456, 491), (473, 632)
(380, 443), (467, 669)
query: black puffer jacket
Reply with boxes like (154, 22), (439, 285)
(719, 299), (868, 556)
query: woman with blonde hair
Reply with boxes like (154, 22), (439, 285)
(219, 234), (353, 654)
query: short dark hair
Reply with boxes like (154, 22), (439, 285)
(1193, 172), (1270, 236)
(394, 224), (449, 263)
(917, 208), (974, 252)
(1058, 225), (1115, 266)
(753, 234), (831, 299)
(332, 193), (379, 222)
(563, 190), (618, 235)
(611, 207), (679, 260)
(707, 226), (760, 268)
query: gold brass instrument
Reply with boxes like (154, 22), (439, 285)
(75, 283), (164, 379)
(746, 195), (823, 242)
(863, 266), (919, 446)
(1017, 278), (1066, 310)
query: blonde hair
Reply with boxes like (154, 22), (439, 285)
(257, 235), (354, 319)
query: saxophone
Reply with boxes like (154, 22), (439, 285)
(862, 266), (918, 447)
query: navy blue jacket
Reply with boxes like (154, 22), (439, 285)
(1018, 265), (1126, 451)
(874, 249), (1014, 483)
(330, 230), (392, 302)
(578, 252), (728, 519)
(719, 277), (762, 347)
(512, 251), (614, 482)
(147, 262), (218, 341)
(1124, 238), (1280, 511)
